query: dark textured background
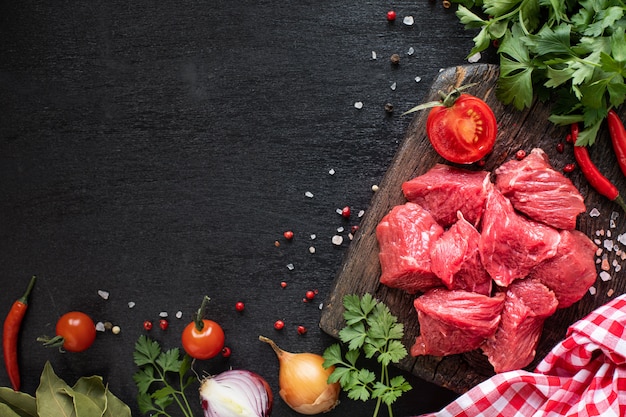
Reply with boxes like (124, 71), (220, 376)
(0, 1), (496, 415)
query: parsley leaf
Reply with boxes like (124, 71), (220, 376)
(452, 0), (626, 145)
(323, 294), (412, 417)
(132, 335), (195, 417)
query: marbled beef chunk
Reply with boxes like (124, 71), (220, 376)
(411, 289), (505, 357)
(430, 211), (492, 295)
(527, 229), (598, 309)
(481, 279), (558, 373)
(495, 148), (586, 230)
(479, 190), (561, 287)
(376, 202), (444, 294)
(402, 164), (492, 227)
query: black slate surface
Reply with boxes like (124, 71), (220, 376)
(0, 1), (496, 416)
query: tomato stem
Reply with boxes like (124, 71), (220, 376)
(194, 296), (211, 331)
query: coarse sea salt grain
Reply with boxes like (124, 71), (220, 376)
(354, 101), (363, 109)
(332, 235), (343, 245)
(328, 168), (335, 175)
(159, 311), (168, 318)
(96, 322), (106, 332)
(287, 263), (294, 270)
(305, 191), (314, 198)
(403, 16), (414, 25)
(468, 52), (481, 63)
(128, 301), (136, 308)
(415, 76), (422, 83)
(390, 82), (397, 91)
(309, 246), (316, 254)
(618, 233), (626, 245)
(372, 51), (377, 60)
(604, 239), (614, 251)
(600, 271), (612, 281)
(408, 47), (415, 55)
(589, 286), (597, 295)
(311, 234), (316, 240)
(337, 226), (345, 233)
(98, 290), (110, 300)
(176, 311), (183, 319)
(590, 208), (601, 217)
(358, 210), (365, 218)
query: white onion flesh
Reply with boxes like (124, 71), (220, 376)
(200, 369), (273, 417)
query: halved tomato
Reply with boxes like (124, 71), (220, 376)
(426, 93), (497, 164)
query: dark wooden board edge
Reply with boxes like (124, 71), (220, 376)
(320, 63), (626, 393)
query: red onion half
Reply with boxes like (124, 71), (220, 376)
(200, 369), (273, 417)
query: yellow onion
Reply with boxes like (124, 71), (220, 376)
(259, 335), (340, 415)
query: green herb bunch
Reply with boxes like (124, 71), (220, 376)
(323, 293), (412, 417)
(453, 0), (626, 146)
(133, 335), (196, 417)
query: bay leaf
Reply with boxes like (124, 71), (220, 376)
(0, 387), (37, 416)
(35, 361), (76, 417)
(0, 402), (25, 417)
(72, 376), (107, 412)
(60, 388), (104, 417)
(102, 388), (132, 417)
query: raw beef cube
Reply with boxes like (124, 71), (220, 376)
(482, 279), (558, 373)
(495, 148), (586, 230)
(527, 229), (597, 309)
(410, 288), (505, 357)
(402, 164), (492, 227)
(480, 190), (561, 287)
(430, 211), (492, 295)
(376, 202), (444, 294)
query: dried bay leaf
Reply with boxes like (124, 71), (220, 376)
(102, 388), (132, 417)
(0, 402), (25, 417)
(35, 361), (75, 417)
(0, 387), (37, 416)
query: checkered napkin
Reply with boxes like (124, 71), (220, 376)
(417, 294), (626, 417)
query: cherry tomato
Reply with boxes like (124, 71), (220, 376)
(55, 312), (96, 352)
(426, 93), (497, 164)
(181, 319), (225, 360)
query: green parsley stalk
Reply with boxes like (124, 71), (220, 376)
(451, 0), (626, 146)
(133, 335), (196, 417)
(322, 293), (412, 417)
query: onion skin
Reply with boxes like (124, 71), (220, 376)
(259, 336), (340, 415)
(200, 369), (273, 417)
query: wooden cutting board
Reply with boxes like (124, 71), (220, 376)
(319, 64), (626, 394)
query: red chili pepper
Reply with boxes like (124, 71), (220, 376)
(572, 124), (626, 212)
(607, 109), (626, 177)
(3, 275), (37, 391)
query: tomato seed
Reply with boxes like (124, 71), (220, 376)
(221, 346), (232, 358)
(566, 133), (573, 143)
(280, 281), (287, 288)
(274, 320), (285, 330)
(386, 10), (396, 21)
(159, 319), (169, 330)
(283, 230), (294, 240)
(341, 206), (351, 219)
(297, 325), (307, 335)
(143, 320), (153, 331)
(305, 290), (315, 300)
(235, 301), (245, 312)
(515, 149), (526, 160)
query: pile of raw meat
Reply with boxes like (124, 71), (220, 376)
(376, 148), (598, 373)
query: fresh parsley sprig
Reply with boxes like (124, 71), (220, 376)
(323, 293), (412, 417)
(133, 335), (196, 417)
(452, 0), (626, 146)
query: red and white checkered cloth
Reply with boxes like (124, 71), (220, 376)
(417, 294), (626, 417)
